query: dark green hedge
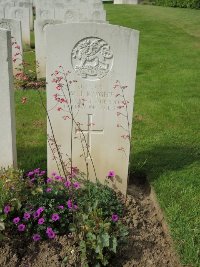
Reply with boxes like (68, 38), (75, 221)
(153, 0), (200, 8)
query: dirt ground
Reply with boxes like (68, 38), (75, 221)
(0, 176), (182, 267)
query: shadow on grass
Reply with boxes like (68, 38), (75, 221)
(129, 144), (200, 183)
(17, 145), (47, 172)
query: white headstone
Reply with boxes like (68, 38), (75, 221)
(35, 19), (62, 78)
(46, 23), (139, 194)
(35, 0), (106, 79)
(18, 1), (33, 31)
(0, 28), (17, 168)
(36, 5), (55, 20)
(0, 19), (23, 75)
(5, 6), (30, 45)
(0, 6), (4, 18)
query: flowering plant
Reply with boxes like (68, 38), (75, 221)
(12, 41), (45, 90)
(3, 168), (128, 265)
(0, 168), (25, 238)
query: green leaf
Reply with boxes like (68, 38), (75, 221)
(62, 257), (68, 263)
(100, 232), (110, 248)
(86, 232), (96, 241)
(69, 223), (76, 232)
(95, 244), (102, 254)
(0, 222), (5, 231)
(110, 236), (117, 253)
(0, 214), (6, 221)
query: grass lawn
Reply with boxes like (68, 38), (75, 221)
(15, 4), (200, 267)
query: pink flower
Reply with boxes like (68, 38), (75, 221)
(18, 224), (26, 232)
(55, 175), (62, 181)
(112, 214), (119, 222)
(73, 182), (80, 189)
(46, 188), (52, 193)
(46, 178), (52, 183)
(51, 171), (57, 176)
(74, 204), (78, 210)
(13, 217), (20, 224)
(37, 207), (44, 214)
(67, 199), (73, 209)
(47, 231), (56, 239)
(51, 213), (60, 221)
(34, 168), (40, 174)
(107, 170), (115, 178)
(33, 234), (41, 241)
(58, 205), (64, 210)
(38, 218), (45, 225)
(23, 212), (31, 220)
(46, 227), (56, 239)
(27, 171), (34, 177)
(64, 180), (71, 188)
(33, 211), (40, 219)
(4, 205), (11, 214)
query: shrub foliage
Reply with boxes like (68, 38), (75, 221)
(153, 0), (200, 9)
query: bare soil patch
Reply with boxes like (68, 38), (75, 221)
(0, 175), (181, 267)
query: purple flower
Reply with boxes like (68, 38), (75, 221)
(47, 231), (56, 239)
(108, 170), (115, 178)
(13, 217), (20, 224)
(40, 171), (46, 176)
(51, 213), (60, 221)
(27, 171), (34, 177)
(33, 211), (40, 219)
(58, 205), (64, 210)
(46, 227), (56, 239)
(46, 178), (52, 183)
(23, 213), (31, 220)
(34, 168), (40, 174)
(37, 207), (44, 214)
(46, 227), (53, 234)
(46, 188), (52, 192)
(74, 204), (78, 210)
(18, 224), (26, 232)
(4, 205), (11, 214)
(67, 199), (73, 209)
(55, 175), (62, 181)
(64, 180), (71, 188)
(38, 218), (45, 225)
(33, 234), (41, 242)
(73, 182), (80, 189)
(51, 171), (57, 176)
(112, 214), (119, 222)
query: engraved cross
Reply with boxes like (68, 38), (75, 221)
(76, 114), (104, 160)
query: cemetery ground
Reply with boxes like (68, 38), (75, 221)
(1, 3), (200, 267)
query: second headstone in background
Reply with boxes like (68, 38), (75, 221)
(4, 6), (30, 45)
(0, 28), (17, 169)
(0, 18), (23, 74)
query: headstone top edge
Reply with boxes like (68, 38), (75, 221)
(45, 21), (140, 35)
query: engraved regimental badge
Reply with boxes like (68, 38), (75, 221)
(72, 37), (114, 81)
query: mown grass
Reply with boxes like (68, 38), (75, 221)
(104, 4), (200, 266)
(15, 4), (200, 267)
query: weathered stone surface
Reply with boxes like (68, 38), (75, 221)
(5, 6), (30, 45)
(0, 18), (23, 74)
(35, 19), (62, 78)
(46, 22), (139, 194)
(0, 28), (17, 168)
